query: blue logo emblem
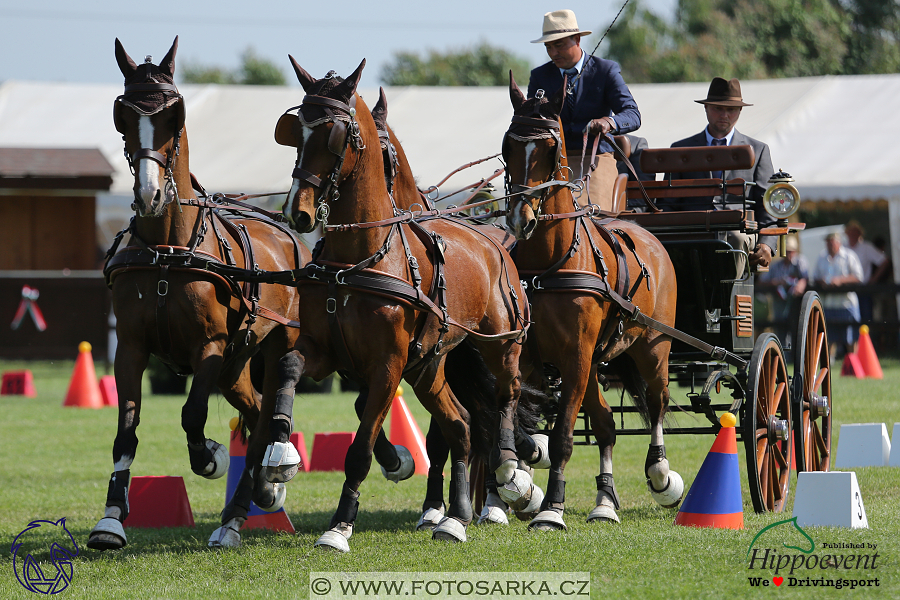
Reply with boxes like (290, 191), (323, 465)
(11, 518), (79, 594)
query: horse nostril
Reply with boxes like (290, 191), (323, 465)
(292, 211), (312, 233)
(523, 219), (536, 236)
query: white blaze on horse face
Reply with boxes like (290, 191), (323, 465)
(137, 115), (163, 213)
(284, 125), (314, 223)
(524, 141), (537, 182)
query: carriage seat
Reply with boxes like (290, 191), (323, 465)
(639, 145), (755, 174)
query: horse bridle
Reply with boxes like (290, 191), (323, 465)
(274, 78), (365, 227)
(113, 75), (185, 212)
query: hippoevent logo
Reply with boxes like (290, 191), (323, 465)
(746, 517), (880, 590)
(11, 518), (79, 594)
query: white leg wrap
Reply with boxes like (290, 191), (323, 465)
(257, 482), (287, 513)
(208, 517), (244, 549)
(416, 505), (446, 531)
(263, 441), (302, 483)
(477, 492), (509, 526)
(381, 445), (415, 483)
(432, 517), (467, 543)
(315, 523), (353, 552)
(647, 469), (685, 509)
(494, 458), (517, 485)
(528, 434), (551, 469)
(497, 468), (538, 512)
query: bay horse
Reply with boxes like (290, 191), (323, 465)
(88, 38), (310, 551)
(268, 58), (545, 551)
(502, 73), (682, 530)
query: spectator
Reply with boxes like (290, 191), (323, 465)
(759, 235), (808, 344)
(813, 232), (864, 359)
(845, 221), (886, 283)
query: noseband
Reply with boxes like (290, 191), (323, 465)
(114, 71), (185, 212)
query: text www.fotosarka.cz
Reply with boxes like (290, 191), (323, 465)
(309, 572), (591, 599)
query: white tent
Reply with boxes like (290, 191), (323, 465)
(1, 75), (898, 281)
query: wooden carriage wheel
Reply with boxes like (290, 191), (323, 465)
(792, 292), (833, 472)
(743, 334), (792, 513)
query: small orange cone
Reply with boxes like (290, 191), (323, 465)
(63, 342), (103, 408)
(389, 386), (429, 475)
(856, 325), (883, 379)
(674, 413), (743, 529)
(840, 353), (866, 378)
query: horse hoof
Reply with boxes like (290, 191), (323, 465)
(315, 529), (350, 553)
(648, 471), (684, 509)
(432, 517), (467, 543)
(257, 483), (287, 513)
(586, 505), (621, 524)
(263, 442), (301, 483)
(87, 517), (127, 550)
(381, 445), (415, 483)
(528, 434), (551, 470)
(477, 505), (509, 526)
(208, 522), (242, 549)
(200, 440), (229, 480)
(528, 510), (567, 531)
(416, 506), (445, 531)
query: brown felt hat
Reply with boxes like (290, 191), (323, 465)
(695, 77), (753, 107)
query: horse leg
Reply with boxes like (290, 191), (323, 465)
(632, 339), (684, 508)
(417, 417), (448, 530)
(182, 351), (230, 480)
(87, 343), (149, 550)
(583, 367), (621, 523)
(352, 388), (416, 483)
(315, 367), (403, 552)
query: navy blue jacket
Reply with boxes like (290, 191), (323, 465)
(528, 55), (640, 154)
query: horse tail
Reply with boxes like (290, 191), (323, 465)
(605, 352), (652, 427)
(443, 340), (548, 462)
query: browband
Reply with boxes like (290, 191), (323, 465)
(511, 115), (560, 129)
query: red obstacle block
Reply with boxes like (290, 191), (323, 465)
(99, 375), (118, 407)
(840, 353), (866, 378)
(1, 370), (37, 397)
(309, 432), (356, 472)
(290, 431), (310, 473)
(123, 476), (194, 528)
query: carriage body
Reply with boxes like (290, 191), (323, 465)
(583, 144), (834, 514)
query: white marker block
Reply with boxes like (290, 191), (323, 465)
(890, 424), (900, 467)
(834, 423), (890, 468)
(793, 471), (868, 529)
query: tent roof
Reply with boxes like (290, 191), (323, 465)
(1, 74), (898, 202)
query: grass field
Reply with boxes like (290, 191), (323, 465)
(0, 357), (898, 599)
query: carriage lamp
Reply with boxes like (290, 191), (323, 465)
(763, 170), (801, 256)
(466, 183), (500, 224)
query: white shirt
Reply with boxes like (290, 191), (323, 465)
(705, 128), (736, 146)
(813, 246), (864, 310)
(847, 240), (886, 282)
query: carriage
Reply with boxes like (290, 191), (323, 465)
(554, 142), (834, 514)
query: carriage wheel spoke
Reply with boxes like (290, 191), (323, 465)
(813, 367), (829, 391)
(756, 435), (767, 472)
(773, 444), (788, 470)
(810, 331), (824, 380)
(771, 381), (787, 414)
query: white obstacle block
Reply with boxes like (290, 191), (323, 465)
(891, 424), (900, 467)
(793, 472), (868, 529)
(834, 423), (890, 468)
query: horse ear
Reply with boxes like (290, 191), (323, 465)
(159, 36), (179, 78)
(288, 55), (316, 92)
(372, 87), (388, 131)
(509, 70), (526, 110)
(335, 59), (366, 100)
(114, 38), (138, 79)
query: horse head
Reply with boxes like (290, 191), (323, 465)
(113, 37), (187, 217)
(275, 58), (373, 233)
(503, 71), (567, 240)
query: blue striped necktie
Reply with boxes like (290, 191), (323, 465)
(711, 138), (726, 179)
(564, 68), (578, 112)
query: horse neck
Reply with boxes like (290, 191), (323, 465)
(388, 133), (424, 212)
(131, 132), (201, 248)
(320, 139), (396, 264)
(516, 186), (581, 270)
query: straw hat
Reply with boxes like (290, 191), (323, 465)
(785, 236), (799, 252)
(531, 10), (592, 44)
(695, 77), (753, 107)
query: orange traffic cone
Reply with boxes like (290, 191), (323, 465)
(389, 387), (429, 475)
(856, 325), (883, 379)
(63, 342), (103, 408)
(840, 353), (866, 378)
(674, 413), (743, 529)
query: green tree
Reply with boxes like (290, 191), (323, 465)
(180, 47), (287, 85)
(603, 0), (896, 82)
(380, 42), (532, 86)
